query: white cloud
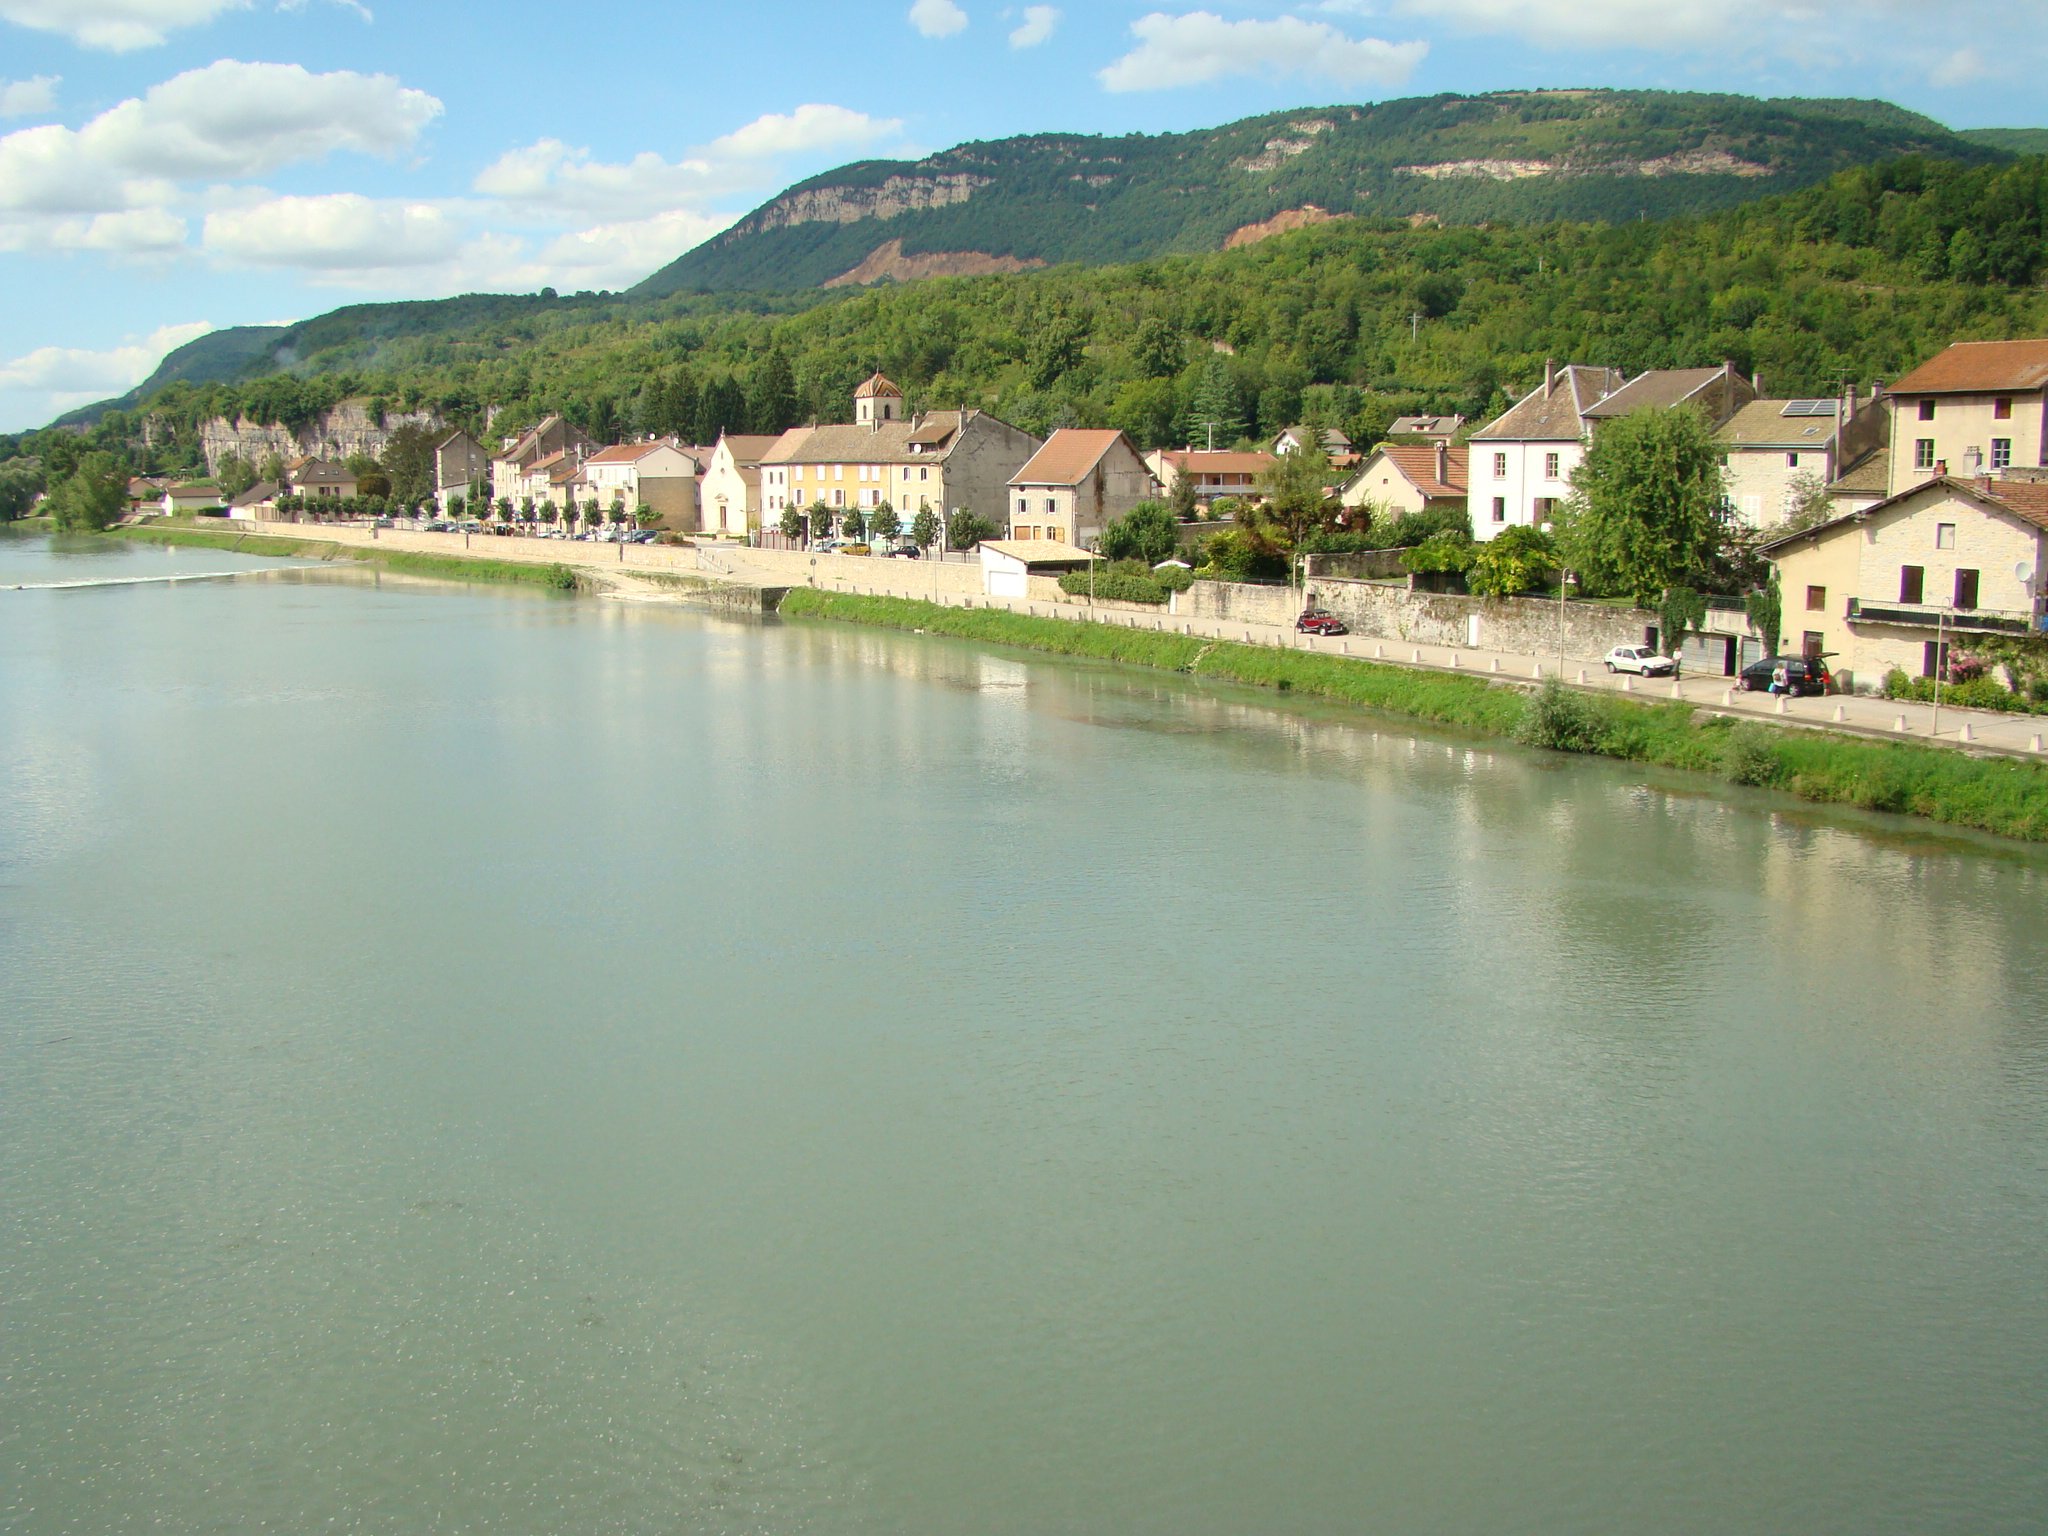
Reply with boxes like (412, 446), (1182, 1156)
(1008, 4), (1059, 47)
(0, 320), (211, 395)
(529, 209), (737, 290)
(707, 103), (903, 160)
(909, 0), (967, 38)
(0, 0), (244, 51)
(1099, 11), (1427, 92)
(0, 59), (440, 230)
(203, 192), (465, 272)
(0, 76), (58, 118)
(1405, 0), (2024, 55)
(1930, 46), (1991, 87)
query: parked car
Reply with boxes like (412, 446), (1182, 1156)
(1605, 645), (1677, 677)
(1738, 654), (1833, 695)
(1296, 610), (1348, 636)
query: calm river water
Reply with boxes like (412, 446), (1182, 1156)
(3, 527), (2046, 1534)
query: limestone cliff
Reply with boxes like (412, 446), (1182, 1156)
(824, 239), (1046, 287)
(193, 398), (443, 474)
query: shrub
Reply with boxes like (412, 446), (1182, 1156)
(1722, 725), (1782, 786)
(1196, 528), (1288, 583)
(1515, 678), (1609, 752)
(1467, 524), (1555, 599)
(1401, 532), (1476, 576)
(1058, 564), (1170, 604)
(1884, 668), (2045, 714)
(1099, 501), (1180, 565)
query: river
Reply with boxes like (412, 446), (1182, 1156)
(3, 527), (2046, 1534)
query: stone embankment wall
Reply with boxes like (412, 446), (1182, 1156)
(1173, 574), (1660, 656)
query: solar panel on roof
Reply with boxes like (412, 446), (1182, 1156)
(1781, 400), (1834, 417)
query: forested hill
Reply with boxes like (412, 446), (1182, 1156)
(634, 90), (1999, 296)
(23, 152), (2048, 478)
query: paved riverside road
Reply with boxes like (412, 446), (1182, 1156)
(735, 551), (2048, 762)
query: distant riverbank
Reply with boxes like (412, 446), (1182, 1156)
(783, 589), (2048, 844)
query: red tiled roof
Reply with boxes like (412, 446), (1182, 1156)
(1011, 429), (1128, 487)
(585, 442), (676, 465)
(1983, 477), (2048, 531)
(1889, 339), (2048, 395)
(1370, 442), (1467, 497)
(1159, 450), (1275, 475)
(853, 372), (902, 399)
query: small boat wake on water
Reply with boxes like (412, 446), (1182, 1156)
(8, 567), (318, 591)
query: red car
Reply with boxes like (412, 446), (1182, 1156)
(1296, 610), (1348, 636)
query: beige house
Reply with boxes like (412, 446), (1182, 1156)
(759, 375), (1041, 538)
(160, 483), (221, 514)
(1717, 387), (1886, 528)
(1339, 442), (1467, 519)
(285, 457), (355, 500)
(1826, 446), (1890, 516)
(699, 433), (784, 537)
(490, 414), (594, 507)
(1885, 339), (2048, 495)
(583, 441), (702, 529)
(1008, 430), (1156, 547)
(1760, 476), (2048, 694)
(1145, 449), (1275, 507)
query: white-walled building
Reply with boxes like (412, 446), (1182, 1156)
(1466, 364), (1622, 540)
(1884, 338), (2048, 496)
(582, 441), (702, 530)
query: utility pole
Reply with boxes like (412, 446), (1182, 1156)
(1410, 312), (1421, 344)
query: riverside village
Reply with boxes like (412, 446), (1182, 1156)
(110, 336), (2048, 758)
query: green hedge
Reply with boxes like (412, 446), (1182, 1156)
(1883, 668), (2048, 715)
(781, 591), (2048, 843)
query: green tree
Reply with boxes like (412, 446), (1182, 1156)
(946, 509), (997, 551)
(748, 350), (798, 434)
(215, 454), (258, 498)
(869, 499), (900, 543)
(1131, 316), (1182, 380)
(1184, 354), (1245, 449)
(1168, 467), (1199, 522)
(257, 452), (286, 485)
(1559, 406), (1729, 608)
(911, 505), (941, 549)
(1467, 524), (1555, 598)
(1099, 500), (1179, 564)
(1655, 584), (1709, 656)
(0, 460), (47, 521)
(808, 500), (833, 544)
(379, 422), (438, 504)
(49, 453), (126, 532)
(1252, 439), (1337, 583)
(779, 503), (807, 543)
(1745, 570), (1784, 657)
(356, 468), (393, 499)
(843, 505), (867, 544)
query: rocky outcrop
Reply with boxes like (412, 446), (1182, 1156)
(195, 398), (443, 474)
(749, 173), (990, 233)
(824, 239), (1047, 288)
(1224, 205), (1346, 249)
(1399, 149), (1771, 181)
(1235, 119), (1334, 173)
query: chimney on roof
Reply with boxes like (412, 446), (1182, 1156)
(1842, 382), (1857, 422)
(1434, 440), (1448, 487)
(1545, 359), (1557, 396)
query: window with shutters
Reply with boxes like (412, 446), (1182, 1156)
(1900, 565), (1924, 604)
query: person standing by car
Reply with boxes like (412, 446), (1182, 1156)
(1770, 662), (1789, 696)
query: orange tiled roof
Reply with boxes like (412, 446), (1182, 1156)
(1011, 429), (1129, 487)
(1889, 339), (2048, 395)
(1370, 442), (1467, 497)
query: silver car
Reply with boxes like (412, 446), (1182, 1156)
(1605, 645), (1676, 677)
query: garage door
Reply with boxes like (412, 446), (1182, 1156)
(988, 569), (1028, 599)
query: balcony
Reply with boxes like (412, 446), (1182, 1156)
(1845, 597), (2044, 635)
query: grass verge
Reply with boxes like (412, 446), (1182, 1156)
(109, 522), (581, 591)
(782, 589), (2048, 844)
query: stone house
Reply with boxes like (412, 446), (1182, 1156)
(1339, 441), (1467, 520)
(700, 433), (786, 537)
(1008, 429), (1156, 547)
(582, 441), (702, 530)
(433, 430), (490, 512)
(759, 374), (1041, 537)
(1883, 338), (2048, 496)
(1385, 413), (1463, 443)
(490, 414), (594, 507)
(1759, 475), (2048, 694)
(1716, 387), (1887, 529)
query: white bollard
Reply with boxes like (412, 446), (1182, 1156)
(1450, 653), (1460, 668)
(1722, 689), (1736, 706)
(1775, 694), (1789, 714)
(1490, 657), (1500, 673)
(1961, 722), (1976, 743)
(1341, 640), (1351, 655)
(1412, 649), (1422, 664)
(1534, 663), (1545, 679)
(1375, 644), (1386, 659)
(2032, 734), (2045, 752)
(1896, 715), (1911, 733)
(1622, 676), (1634, 692)
(1577, 669), (1588, 685)
(1669, 682), (1683, 699)
(1833, 704), (1847, 723)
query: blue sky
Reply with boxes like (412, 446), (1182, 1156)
(0, 0), (2042, 431)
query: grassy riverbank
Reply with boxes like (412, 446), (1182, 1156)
(109, 522), (581, 591)
(783, 589), (2048, 843)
